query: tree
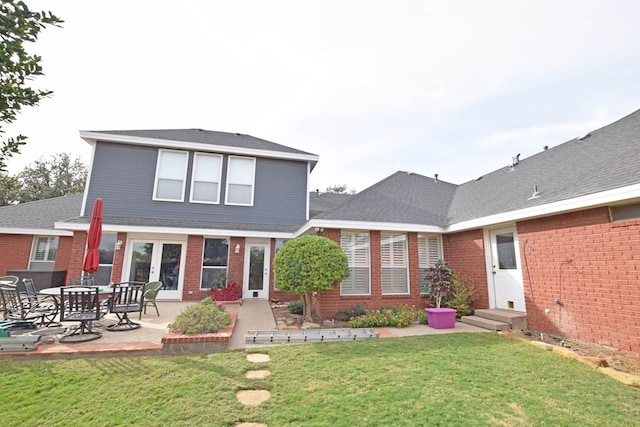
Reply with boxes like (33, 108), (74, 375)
(325, 184), (356, 194)
(273, 235), (349, 322)
(0, 152), (87, 205)
(0, 1), (63, 171)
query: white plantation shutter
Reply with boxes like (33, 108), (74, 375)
(340, 232), (370, 295)
(418, 235), (443, 294)
(381, 234), (409, 294)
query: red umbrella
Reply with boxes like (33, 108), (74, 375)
(82, 198), (103, 274)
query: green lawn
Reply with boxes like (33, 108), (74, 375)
(2, 333), (639, 426)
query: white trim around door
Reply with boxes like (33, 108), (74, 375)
(242, 239), (271, 300)
(484, 226), (526, 312)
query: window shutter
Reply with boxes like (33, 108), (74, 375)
(419, 235), (441, 268)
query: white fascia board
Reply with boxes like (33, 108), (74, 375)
(297, 219), (445, 236)
(446, 183), (640, 233)
(0, 227), (73, 236)
(79, 131), (319, 166)
(55, 221), (294, 239)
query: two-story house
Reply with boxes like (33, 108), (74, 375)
(1, 108), (640, 353)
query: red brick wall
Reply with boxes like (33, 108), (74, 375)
(517, 207), (640, 353)
(181, 235), (205, 301)
(227, 237), (245, 287)
(315, 229), (430, 319)
(0, 234), (32, 274)
(110, 232), (127, 282)
(442, 229), (489, 309)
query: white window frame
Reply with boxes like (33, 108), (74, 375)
(225, 156), (256, 206)
(381, 233), (410, 295)
(340, 231), (371, 296)
(201, 238), (230, 290)
(190, 153), (223, 204)
(29, 236), (59, 270)
(153, 149), (189, 202)
(418, 234), (443, 294)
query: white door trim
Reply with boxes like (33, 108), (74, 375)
(483, 225), (526, 312)
(242, 239), (271, 300)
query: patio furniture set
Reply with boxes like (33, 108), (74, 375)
(0, 275), (162, 350)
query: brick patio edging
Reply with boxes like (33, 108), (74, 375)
(161, 301), (240, 355)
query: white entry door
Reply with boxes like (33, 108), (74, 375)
(243, 241), (270, 299)
(125, 239), (185, 300)
(489, 227), (525, 311)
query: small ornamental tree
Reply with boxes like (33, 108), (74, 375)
(422, 260), (454, 308)
(273, 235), (349, 322)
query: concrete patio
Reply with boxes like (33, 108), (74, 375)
(0, 300), (490, 358)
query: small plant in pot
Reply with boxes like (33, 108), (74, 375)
(422, 260), (454, 308)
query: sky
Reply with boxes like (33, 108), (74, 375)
(6, 0), (640, 192)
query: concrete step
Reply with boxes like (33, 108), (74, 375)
(460, 315), (511, 331)
(474, 309), (527, 330)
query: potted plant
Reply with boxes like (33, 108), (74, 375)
(422, 260), (456, 329)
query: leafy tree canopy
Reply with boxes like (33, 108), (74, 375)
(273, 235), (349, 321)
(0, 152), (86, 205)
(0, 1), (63, 171)
(325, 184), (356, 194)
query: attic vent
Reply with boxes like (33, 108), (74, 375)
(235, 133), (242, 136)
(528, 185), (540, 200)
(578, 132), (591, 141)
(511, 153), (521, 168)
(434, 173), (439, 182)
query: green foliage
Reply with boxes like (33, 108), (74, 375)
(168, 298), (231, 334)
(273, 235), (349, 295)
(0, 153), (87, 206)
(421, 260), (454, 308)
(0, 1), (63, 171)
(335, 302), (368, 321)
(348, 305), (425, 328)
(210, 269), (227, 289)
(443, 273), (477, 316)
(287, 300), (303, 315)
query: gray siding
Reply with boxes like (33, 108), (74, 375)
(86, 142), (308, 226)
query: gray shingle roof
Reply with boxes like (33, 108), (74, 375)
(309, 192), (355, 218)
(0, 193), (83, 231)
(313, 171), (458, 226)
(447, 108), (640, 223)
(86, 129), (316, 157)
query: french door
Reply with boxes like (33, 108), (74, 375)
(243, 240), (270, 299)
(125, 239), (185, 300)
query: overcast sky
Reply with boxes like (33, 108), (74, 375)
(7, 1), (640, 192)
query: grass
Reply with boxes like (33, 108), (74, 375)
(1, 333), (639, 426)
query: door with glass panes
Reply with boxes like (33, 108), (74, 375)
(125, 239), (185, 300)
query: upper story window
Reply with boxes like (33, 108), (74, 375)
(190, 153), (223, 204)
(381, 233), (409, 295)
(29, 236), (58, 271)
(225, 156), (256, 206)
(340, 231), (370, 296)
(153, 149), (188, 202)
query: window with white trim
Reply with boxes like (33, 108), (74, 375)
(201, 238), (229, 289)
(418, 234), (443, 294)
(190, 153), (222, 204)
(381, 233), (409, 294)
(225, 156), (255, 205)
(29, 236), (59, 271)
(153, 149), (188, 201)
(340, 231), (370, 295)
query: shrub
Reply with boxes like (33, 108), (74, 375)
(335, 303), (368, 321)
(210, 282), (241, 301)
(348, 306), (424, 328)
(443, 273), (476, 316)
(168, 298), (232, 334)
(287, 300), (304, 315)
(422, 260), (454, 308)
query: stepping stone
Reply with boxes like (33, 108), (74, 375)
(234, 423), (267, 427)
(236, 390), (270, 406)
(247, 353), (270, 363)
(245, 370), (270, 379)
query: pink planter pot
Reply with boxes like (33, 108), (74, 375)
(426, 308), (456, 329)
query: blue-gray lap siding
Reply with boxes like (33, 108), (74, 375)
(86, 142), (309, 226)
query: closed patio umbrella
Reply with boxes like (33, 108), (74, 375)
(82, 198), (103, 275)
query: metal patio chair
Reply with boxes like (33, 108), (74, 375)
(19, 278), (60, 326)
(59, 287), (103, 343)
(107, 282), (145, 331)
(139, 281), (162, 319)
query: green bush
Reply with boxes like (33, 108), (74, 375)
(287, 300), (303, 315)
(443, 273), (476, 316)
(168, 298), (232, 334)
(348, 306), (424, 328)
(335, 303), (368, 321)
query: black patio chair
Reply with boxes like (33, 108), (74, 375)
(106, 282), (145, 331)
(59, 287), (103, 343)
(20, 278), (59, 326)
(0, 281), (59, 328)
